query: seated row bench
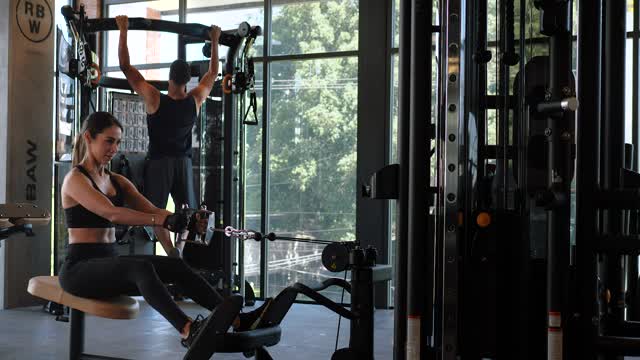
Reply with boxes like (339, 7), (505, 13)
(28, 276), (281, 360)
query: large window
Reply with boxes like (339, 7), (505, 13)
(266, 57), (358, 298)
(263, 0), (359, 300)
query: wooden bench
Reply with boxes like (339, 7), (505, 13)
(28, 276), (139, 360)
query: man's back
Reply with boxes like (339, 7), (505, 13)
(146, 94), (197, 159)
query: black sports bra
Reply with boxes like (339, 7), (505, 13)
(64, 166), (125, 228)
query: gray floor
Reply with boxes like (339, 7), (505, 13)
(0, 299), (394, 360)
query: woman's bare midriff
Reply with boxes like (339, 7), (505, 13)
(68, 228), (116, 244)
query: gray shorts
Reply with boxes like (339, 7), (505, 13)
(143, 156), (196, 209)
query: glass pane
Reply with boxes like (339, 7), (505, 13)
(187, 43), (213, 63)
(106, 1), (179, 67)
(186, 1), (264, 59)
(271, 0), (358, 56)
(267, 57), (358, 300)
(391, 54), (399, 164)
(245, 62), (264, 297)
(268, 241), (351, 303)
(106, 68), (170, 81)
(626, 38), (633, 144)
(628, 0), (634, 32)
(390, 53), (399, 306)
(392, 0), (399, 48)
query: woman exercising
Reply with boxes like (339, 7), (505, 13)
(58, 112), (266, 350)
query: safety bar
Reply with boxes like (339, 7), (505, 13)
(596, 336), (640, 355)
(595, 235), (640, 254)
(596, 189), (640, 209)
(536, 97), (579, 113)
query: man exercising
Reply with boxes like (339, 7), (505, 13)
(116, 15), (220, 256)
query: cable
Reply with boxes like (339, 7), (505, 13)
(271, 235), (334, 245)
(334, 270), (348, 352)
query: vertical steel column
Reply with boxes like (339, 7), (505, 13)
(573, 0), (601, 358)
(406, 0), (432, 357)
(441, 0), (463, 358)
(223, 50), (240, 297)
(349, 267), (375, 358)
(545, 1), (573, 359)
(603, 0), (626, 328)
(394, 0), (411, 357)
(497, 0), (509, 210)
(177, 0), (186, 59)
(260, 0), (272, 300)
(476, 0), (488, 182)
(634, 0), (639, 172)
(70, 309), (85, 360)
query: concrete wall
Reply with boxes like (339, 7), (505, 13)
(1, 0), (54, 309)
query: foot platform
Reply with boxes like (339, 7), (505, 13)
(183, 295), (243, 360)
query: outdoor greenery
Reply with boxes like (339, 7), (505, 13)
(246, 0), (359, 243)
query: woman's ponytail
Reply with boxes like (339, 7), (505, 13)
(71, 132), (86, 167)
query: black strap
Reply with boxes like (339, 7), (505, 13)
(76, 165), (120, 199)
(75, 165), (102, 193)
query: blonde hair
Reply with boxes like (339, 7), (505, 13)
(72, 112), (123, 166)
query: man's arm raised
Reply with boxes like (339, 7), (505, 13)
(189, 25), (222, 110)
(116, 15), (161, 114)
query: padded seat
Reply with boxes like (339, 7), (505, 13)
(28, 276), (139, 360)
(27, 276), (281, 360)
(27, 276), (139, 319)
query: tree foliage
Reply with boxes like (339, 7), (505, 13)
(245, 0), (359, 242)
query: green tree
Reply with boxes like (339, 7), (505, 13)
(246, 0), (359, 243)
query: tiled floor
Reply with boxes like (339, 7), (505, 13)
(0, 299), (394, 359)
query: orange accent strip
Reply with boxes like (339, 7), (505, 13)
(222, 74), (233, 94)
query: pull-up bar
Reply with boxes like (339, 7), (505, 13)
(61, 5), (262, 47)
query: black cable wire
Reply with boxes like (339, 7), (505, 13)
(271, 235), (334, 245)
(334, 270), (348, 352)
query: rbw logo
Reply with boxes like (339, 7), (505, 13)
(16, 0), (52, 43)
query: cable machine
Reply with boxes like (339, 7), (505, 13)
(365, 0), (576, 358)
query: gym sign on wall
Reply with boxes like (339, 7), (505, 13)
(16, 0), (53, 43)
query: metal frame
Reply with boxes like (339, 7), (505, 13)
(259, 0), (272, 302)
(439, 0), (462, 357)
(634, 1), (639, 172)
(69, 309), (131, 360)
(394, 0), (411, 356)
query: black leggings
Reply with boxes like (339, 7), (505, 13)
(59, 243), (224, 332)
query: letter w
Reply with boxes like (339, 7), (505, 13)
(28, 19), (40, 34)
(26, 140), (37, 164)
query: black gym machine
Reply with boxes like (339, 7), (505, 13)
(369, 0), (640, 358)
(193, 223), (392, 360)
